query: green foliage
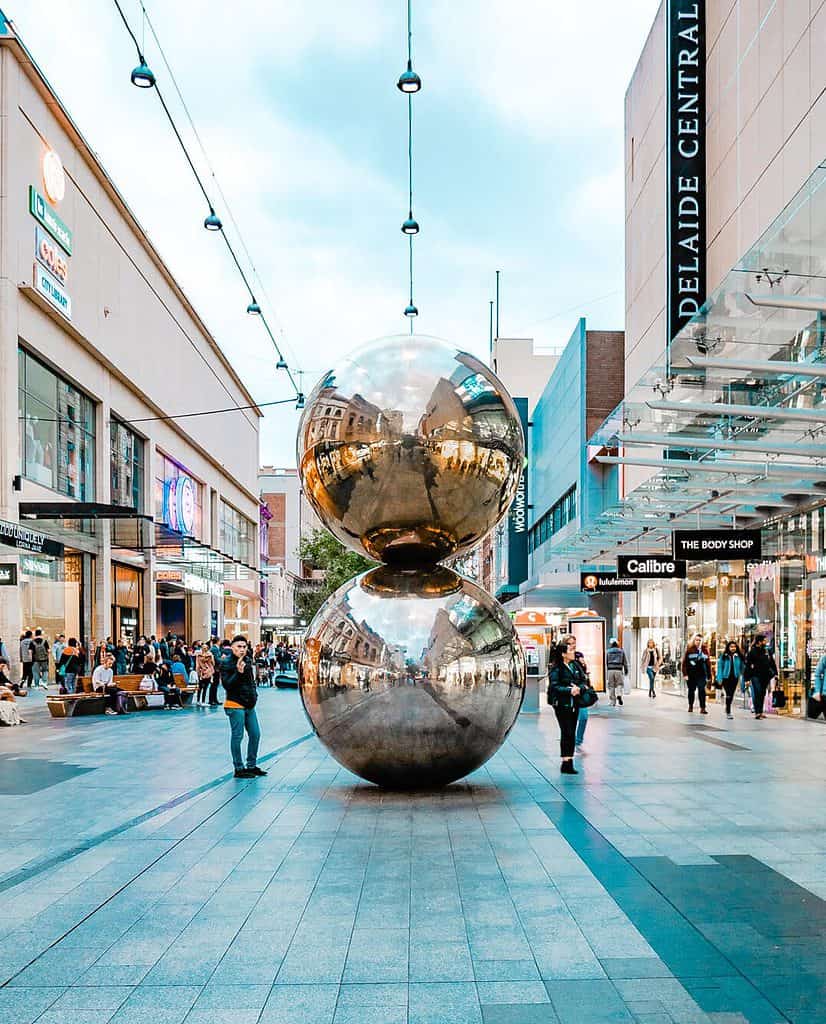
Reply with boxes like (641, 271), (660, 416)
(296, 528), (374, 623)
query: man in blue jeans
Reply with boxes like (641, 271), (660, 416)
(220, 635), (267, 779)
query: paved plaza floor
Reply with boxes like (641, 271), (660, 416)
(2, 687), (826, 1024)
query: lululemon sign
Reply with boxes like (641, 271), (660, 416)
(617, 555), (687, 580)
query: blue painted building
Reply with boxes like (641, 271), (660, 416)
(520, 319), (624, 609)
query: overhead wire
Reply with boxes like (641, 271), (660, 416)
(110, 0), (302, 401)
(137, 0), (300, 373)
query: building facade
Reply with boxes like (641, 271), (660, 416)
(258, 466), (321, 641)
(569, 0), (826, 717)
(0, 22), (261, 666)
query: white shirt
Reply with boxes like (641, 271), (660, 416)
(92, 665), (113, 691)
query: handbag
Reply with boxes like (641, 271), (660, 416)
(575, 685), (599, 709)
(772, 688), (787, 709)
(808, 696), (825, 719)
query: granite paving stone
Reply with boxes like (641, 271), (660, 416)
(6, 689), (826, 1023)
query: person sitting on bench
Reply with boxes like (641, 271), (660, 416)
(93, 653), (128, 715)
(156, 662), (183, 709)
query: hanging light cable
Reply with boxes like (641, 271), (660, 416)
(111, 0), (300, 395)
(400, 0), (420, 322)
(137, 0), (301, 375)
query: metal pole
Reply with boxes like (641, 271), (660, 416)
(489, 301), (494, 360)
(495, 270), (500, 340)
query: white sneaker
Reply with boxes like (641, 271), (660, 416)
(727, 713), (733, 719)
(104, 708), (117, 715)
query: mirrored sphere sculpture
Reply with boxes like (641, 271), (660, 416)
(300, 566), (525, 787)
(297, 334), (525, 565)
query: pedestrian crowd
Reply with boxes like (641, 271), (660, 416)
(547, 630), (792, 775)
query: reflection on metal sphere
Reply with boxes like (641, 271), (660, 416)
(297, 334), (524, 565)
(299, 565), (526, 788)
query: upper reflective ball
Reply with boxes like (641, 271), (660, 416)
(297, 334), (525, 565)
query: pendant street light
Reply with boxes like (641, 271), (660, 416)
(296, 393), (305, 410)
(203, 208), (222, 231)
(276, 356), (288, 370)
(397, 60), (422, 93)
(401, 214), (419, 235)
(404, 303), (419, 318)
(130, 58), (155, 88)
(246, 300), (261, 315)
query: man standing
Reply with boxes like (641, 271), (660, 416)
(220, 635), (266, 779)
(19, 630), (34, 689)
(53, 633), (66, 666)
(31, 629), (50, 689)
(745, 633), (778, 720)
(606, 637), (628, 707)
(681, 633), (711, 714)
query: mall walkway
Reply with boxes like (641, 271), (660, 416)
(2, 688), (826, 1024)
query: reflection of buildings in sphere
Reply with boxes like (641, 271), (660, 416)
(297, 335), (524, 565)
(299, 565), (525, 788)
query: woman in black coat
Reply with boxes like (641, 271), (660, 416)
(548, 640), (585, 775)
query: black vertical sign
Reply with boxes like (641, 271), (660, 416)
(667, 0), (706, 343)
(507, 397), (529, 588)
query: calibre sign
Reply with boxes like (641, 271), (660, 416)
(617, 555), (687, 579)
(667, 0), (706, 342)
(672, 529), (761, 560)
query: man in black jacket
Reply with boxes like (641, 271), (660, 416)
(220, 635), (267, 779)
(681, 633), (711, 714)
(745, 633), (778, 720)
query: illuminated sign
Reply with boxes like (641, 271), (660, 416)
(156, 569), (183, 583)
(617, 555), (687, 579)
(673, 529), (761, 560)
(29, 186), (72, 254)
(20, 555), (52, 578)
(35, 227), (68, 284)
(580, 572), (637, 593)
(42, 149), (66, 204)
(567, 617), (607, 692)
(0, 564), (17, 586)
(33, 263), (71, 320)
(163, 476), (196, 535)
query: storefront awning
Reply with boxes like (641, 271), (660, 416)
(557, 160), (826, 566)
(18, 501), (259, 578)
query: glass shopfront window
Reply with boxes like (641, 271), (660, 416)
(111, 420), (144, 510)
(112, 564), (143, 643)
(18, 346), (95, 499)
(224, 595), (253, 638)
(154, 452), (203, 539)
(219, 500), (255, 565)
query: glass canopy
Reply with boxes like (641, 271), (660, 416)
(561, 160), (826, 564)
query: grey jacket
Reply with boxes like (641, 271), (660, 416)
(606, 646), (628, 673)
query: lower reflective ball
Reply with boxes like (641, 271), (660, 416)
(299, 565), (525, 788)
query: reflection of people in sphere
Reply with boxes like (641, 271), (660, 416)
(583, 574), (598, 592)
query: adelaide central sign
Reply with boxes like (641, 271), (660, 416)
(667, 0), (706, 343)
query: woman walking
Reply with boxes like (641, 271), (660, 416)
(641, 638), (662, 698)
(716, 640), (744, 719)
(196, 642), (215, 706)
(548, 640), (584, 775)
(681, 633), (711, 714)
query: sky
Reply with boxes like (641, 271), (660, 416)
(8, 0), (660, 467)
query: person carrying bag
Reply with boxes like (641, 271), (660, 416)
(548, 641), (588, 775)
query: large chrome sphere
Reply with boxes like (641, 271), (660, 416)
(297, 334), (524, 565)
(299, 565), (525, 787)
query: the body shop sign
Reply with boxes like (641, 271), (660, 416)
(667, 1), (706, 342)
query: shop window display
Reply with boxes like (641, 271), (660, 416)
(111, 420), (144, 510)
(18, 346), (95, 499)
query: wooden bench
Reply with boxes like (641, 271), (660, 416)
(46, 673), (194, 717)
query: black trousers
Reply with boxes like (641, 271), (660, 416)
(208, 671), (220, 705)
(751, 678), (768, 716)
(687, 679), (707, 710)
(720, 677), (738, 713)
(197, 678), (210, 702)
(554, 705), (579, 758)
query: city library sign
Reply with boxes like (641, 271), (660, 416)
(0, 518), (64, 557)
(667, 0), (706, 342)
